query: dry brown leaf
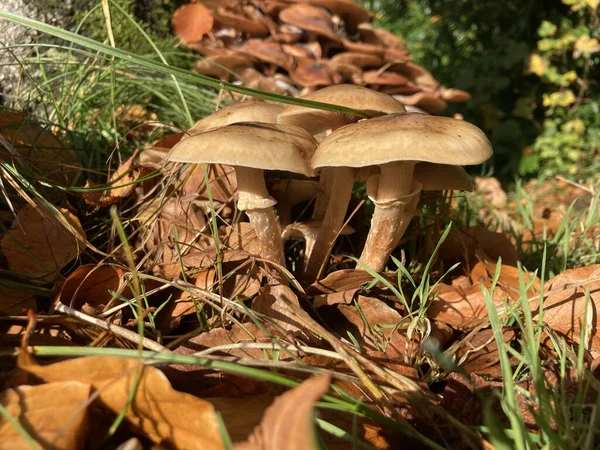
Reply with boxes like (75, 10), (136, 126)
(0, 111), (78, 187)
(221, 222), (262, 256)
(321, 295), (418, 360)
(534, 264), (600, 355)
(180, 163), (237, 204)
(0, 285), (35, 316)
(440, 226), (519, 268)
(252, 283), (308, 335)
(82, 151), (138, 207)
(55, 264), (126, 314)
(428, 279), (505, 330)
(172, 3), (214, 44)
(470, 260), (541, 300)
(235, 374), (331, 450)
(0, 381), (91, 450)
(1, 203), (86, 282)
(456, 328), (515, 376)
(167, 323), (283, 397)
(20, 354), (224, 450)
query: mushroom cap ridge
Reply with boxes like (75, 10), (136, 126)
(312, 113), (493, 169)
(168, 122), (317, 177)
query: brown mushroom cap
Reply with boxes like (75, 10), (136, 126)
(240, 39), (292, 71)
(289, 57), (339, 87)
(309, 0), (373, 33)
(214, 10), (269, 37)
(279, 4), (340, 43)
(168, 122), (317, 177)
(387, 62), (439, 89)
(357, 23), (406, 49)
(341, 38), (384, 57)
(363, 70), (410, 86)
(414, 163), (474, 191)
(194, 53), (254, 81)
(393, 92), (447, 114)
(312, 113), (493, 169)
(278, 84), (406, 135)
(186, 102), (284, 136)
(331, 52), (382, 69)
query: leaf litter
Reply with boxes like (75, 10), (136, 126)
(1, 100), (599, 449)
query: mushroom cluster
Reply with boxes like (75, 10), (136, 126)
(167, 85), (493, 284)
(172, 0), (470, 114)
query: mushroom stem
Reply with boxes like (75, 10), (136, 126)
(235, 166), (285, 266)
(303, 166), (354, 283)
(358, 162), (417, 271)
(313, 167), (334, 220)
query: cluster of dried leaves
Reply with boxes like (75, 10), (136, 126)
(171, 0), (469, 113)
(1, 103), (599, 449)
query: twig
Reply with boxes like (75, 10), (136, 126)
(54, 303), (169, 353)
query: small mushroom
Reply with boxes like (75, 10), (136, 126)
(283, 219), (354, 271)
(167, 122), (317, 266)
(311, 113), (493, 273)
(194, 53), (254, 82)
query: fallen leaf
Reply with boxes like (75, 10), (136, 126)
(221, 222), (262, 256)
(0, 381), (91, 450)
(235, 374), (331, 450)
(456, 328), (515, 376)
(534, 264), (600, 355)
(0, 285), (35, 315)
(1, 203), (86, 282)
(470, 260), (540, 300)
(20, 355), (224, 450)
(440, 226), (519, 269)
(428, 279), (506, 330)
(82, 151), (138, 207)
(55, 264), (126, 314)
(0, 111), (78, 187)
(172, 3), (214, 44)
(167, 323), (284, 397)
(181, 163), (237, 204)
(252, 283), (309, 336)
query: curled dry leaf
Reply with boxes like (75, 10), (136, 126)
(1, 203), (86, 282)
(19, 354), (224, 450)
(82, 151), (138, 207)
(55, 264), (126, 315)
(470, 260), (541, 299)
(235, 374), (331, 450)
(173, 3), (214, 44)
(534, 264), (600, 355)
(221, 222), (262, 256)
(0, 381), (91, 450)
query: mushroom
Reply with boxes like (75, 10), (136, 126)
(310, 113), (493, 274)
(278, 84), (406, 135)
(279, 4), (341, 44)
(283, 219), (354, 272)
(194, 53), (254, 82)
(278, 84), (406, 240)
(270, 179), (320, 226)
(184, 101), (283, 136)
(167, 122), (317, 266)
(366, 164), (474, 245)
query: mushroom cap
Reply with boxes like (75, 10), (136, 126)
(357, 23), (406, 49)
(312, 113), (493, 169)
(308, 0), (373, 33)
(168, 122), (317, 177)
(393, 92), (447, 114)
(186, 102), (284, 136)
(289, 57), (338, 87)
(214, 10), (269, 37)
(278, 85), (406, 134)
(415, 163), (474, 191)
(331, 52), (382, 69)
(194, 53), (254, 81)
(279, 4), (340, 43)
(240, 39), (292, 71)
